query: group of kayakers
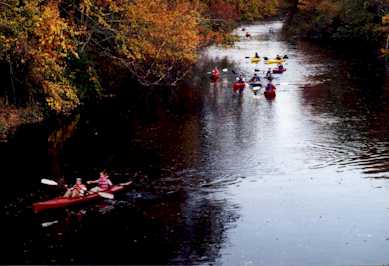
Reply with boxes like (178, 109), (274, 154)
(63, 170), (112, 198)
(209, 27), (289, 98)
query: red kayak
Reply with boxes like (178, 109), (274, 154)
(210, 73), (220, 82)
(32, 182), (132, 213)
(210, 70), (220, 82)
(264, 89), (276, 98)
(233, 81), (245, 92)
(272, 68), (286, 74)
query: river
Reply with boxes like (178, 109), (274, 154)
(2, 20), (389, 265)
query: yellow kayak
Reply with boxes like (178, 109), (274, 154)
(265, 59), (285, 64)
(251, 57), (261, 64)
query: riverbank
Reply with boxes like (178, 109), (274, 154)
(0, 104), (43, 141)
(283, 0), (389, 54)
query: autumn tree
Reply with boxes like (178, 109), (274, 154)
(0, 0), (79, 113)
(66, 0), (201, 86)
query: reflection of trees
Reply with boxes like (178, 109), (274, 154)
(25, 191), (238, 264)
(28, 76), (239, 264)
(2, 56), (240, 264)
(47, 115), (80, 178)
(22, 103), (239, 264)
(300, 40), (389, 176)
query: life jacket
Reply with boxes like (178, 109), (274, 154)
(98, 178), (111, 190)
(251, 76), (260, 82)
(212, 69), (219, 76)
(73, 184), (87, 195)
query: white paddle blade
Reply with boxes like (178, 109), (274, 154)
(98, 192), (114, 199)
(42, 220), (58, 228)
(119, 181), (133, 186)
(41, 179), (58, 186)
(222, 68), (228, 72)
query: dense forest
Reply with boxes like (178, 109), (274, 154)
(284, 0), (389, 50)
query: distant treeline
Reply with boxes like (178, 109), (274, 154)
(0, 0), (282, 115)
(283, 0), (389, 49)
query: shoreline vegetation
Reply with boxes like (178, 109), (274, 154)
(0, 0), (280, 139)
(283, 0), (389, 52)
(1, 0), (388, 140)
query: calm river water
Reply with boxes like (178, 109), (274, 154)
(2, 21), (389, 265)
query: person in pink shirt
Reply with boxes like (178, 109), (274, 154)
(88, 170), (113, 192)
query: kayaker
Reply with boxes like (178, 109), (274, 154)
(283, 55), (288, 59)
(265, 81), (276, 91)
(265, 68), (273, 80)
(276, 54), (282, 60)
(249, 73), (261, 82)
(64, 178), (87, 198)
(250, 74), (261, 96)
(88, 171), (113, 192)
(236, 73), (245, 83)
(254, 52), (260, 58)
(211, 67), (220, 77)
(278, 64), (284, 71)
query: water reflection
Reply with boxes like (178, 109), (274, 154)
(2, 19), (389, 266)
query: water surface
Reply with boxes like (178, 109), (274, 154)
(2, 21), (389, 265)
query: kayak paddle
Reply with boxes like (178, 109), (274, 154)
(98, 192), (114, 199)
(41, 178), (58, 186)
(42, 220), (58, 228)
(208, 68), (228, 75)
(119, 181), (133, 186)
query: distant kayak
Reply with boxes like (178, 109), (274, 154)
(250, 57), (261, 64)
(210, 68), (220, 82)
(265, 59), (285, 64)
(210, 73), (220, 82)
(32, 182), (132, 213)
(264, 89), (276, 98)
(272, 68), (286, 74)
(233, 81), (246, 92)
(249, 81), (262, 88)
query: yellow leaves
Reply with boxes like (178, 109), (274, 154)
(43, 81), (80, 113)
(124, 0), (200, 64)
(0, 0), (80, 113)
(383, 15), (389, 25)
